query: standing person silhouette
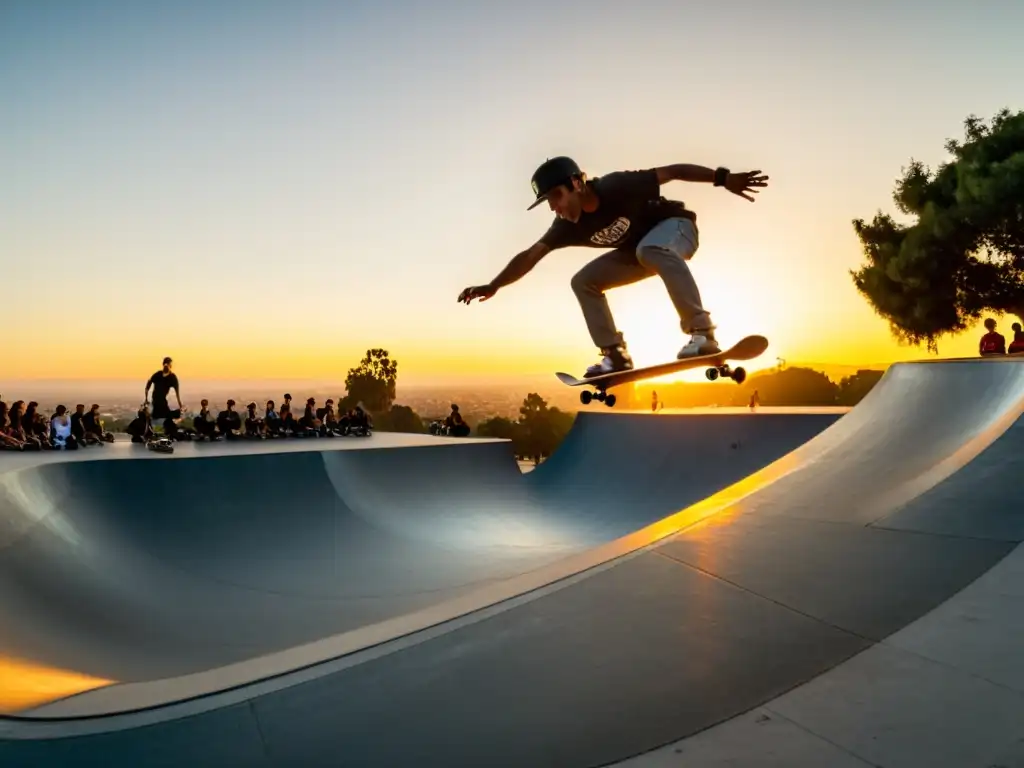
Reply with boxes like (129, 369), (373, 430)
(144, 356), (184, 423)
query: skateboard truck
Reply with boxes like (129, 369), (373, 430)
(579, 389), (617, 408)
(705, 364), (747, 384)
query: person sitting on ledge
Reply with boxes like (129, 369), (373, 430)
(316, 399), (339, 437)
(70, 404), (91, 446)
(23, 403), (53, 450)
(83, 404), (115, 443)
(5, 401), (40, 450)
(1008, 322), (1024, 354)
(979, 318), (1006, 356)
(244, 402), (265, 438)
(0, 401), (28, 451)
(216, 400), (243, 440)
(300, 397), (323, 435)
(280, 402), (299, 436)
(162, 415), (197, 441)
(445, 404), (470, 437)
(348, 405), (372, 437)
(126, 406), (154, 444)
(50, 405), (78, 450)
(264, 400), (283, 437)
(192, 399), (219, 440)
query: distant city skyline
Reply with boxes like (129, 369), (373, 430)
(3, 2), (1022, 382)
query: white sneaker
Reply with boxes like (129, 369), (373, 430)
(584, 345), (634, 377)
(677, 333), (720, 359)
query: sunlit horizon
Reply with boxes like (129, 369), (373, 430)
(3, 1), (1022, 388)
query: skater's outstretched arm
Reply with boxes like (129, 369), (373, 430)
(654, 164), (719, 184)
(655, 164), (769, 201)
(458, 241), (551, 303)
(490, 241), (550, 288)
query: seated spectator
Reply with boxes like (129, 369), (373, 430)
(281, 402), (315, 437)
(69, 404), (93, 446)
(300, 397), (323, 434)
(316, 399), (338, 437)
(7, 401), (42, 450)
(126, 406), (154, 444)
(0, 401), (27, 451)
(50, 405), (79, 450)
(445, 404), (470, 437)
(244, 402), (264, 438)
(979, 318), (1006, 356)
(1009, 322), (1024, 354)
(264, 400), (283, 437)
(31, 411), (54, 449)
(280, 403), (297, 435)
(22, 402), (53, 449)
(192, 399), (220, 440)
(83, 404), (115, 443)
(335, 407), (351, 435)
(162, 416), (197, 441)
(349, 405), (372, 437)
(216, 399), (242, 439)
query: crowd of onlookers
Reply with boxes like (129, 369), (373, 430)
(0, 399), (116, 452)
(0, 394), (374, 453)
(132, 394), (373, 444)
(133, 357), (373, 445)
(980, 319), (1024, 356)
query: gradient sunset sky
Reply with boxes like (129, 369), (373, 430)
(3, 1), (1022, 386)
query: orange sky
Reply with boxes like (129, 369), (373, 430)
(3, 3), (1020, 388)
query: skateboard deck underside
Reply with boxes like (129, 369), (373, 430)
(556, 335), (769, 391)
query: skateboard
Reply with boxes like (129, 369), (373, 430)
(147, 437), (174, 454)
(556, 334), (769, 408)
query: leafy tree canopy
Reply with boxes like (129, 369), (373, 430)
(851, 108), (1024, 351)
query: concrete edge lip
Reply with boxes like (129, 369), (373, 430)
(0, 430), (507, 475)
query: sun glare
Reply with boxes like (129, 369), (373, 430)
(607, 274), (777, 383)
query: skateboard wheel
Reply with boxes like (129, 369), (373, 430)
(580, 391), (593, 405)
(705, 367), (719, 381)
(605, 394), (617, 407)
(732, 366), (747, 384)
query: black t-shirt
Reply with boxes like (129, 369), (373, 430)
(539, 169), (695, 252)
(147, 371), (179, 406)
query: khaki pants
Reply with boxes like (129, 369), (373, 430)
(570, 217), (713, 349)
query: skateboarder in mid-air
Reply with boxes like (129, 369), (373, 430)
(458, 157), (768, 378)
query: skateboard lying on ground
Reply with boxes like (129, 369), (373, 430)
(147, 437), (175, 454)
(556, 334), (769, 408)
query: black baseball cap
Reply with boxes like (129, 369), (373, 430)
(527, 156), (583, 210)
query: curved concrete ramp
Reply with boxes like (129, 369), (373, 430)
(3, 360), (1020, 767)
(0, 409), (835, 719)
(525, 408), (845, 542)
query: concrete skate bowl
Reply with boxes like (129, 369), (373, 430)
(3, 359), (1022, 768)
(0, 409), (838, 721)
(524, 407), (845, 541)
